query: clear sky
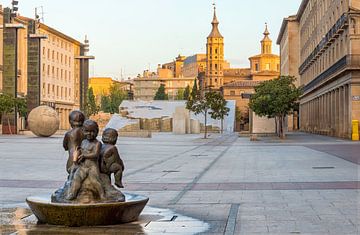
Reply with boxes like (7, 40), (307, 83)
(12, 0), (302, 80)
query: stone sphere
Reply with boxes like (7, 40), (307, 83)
(28, 106), (60, 137)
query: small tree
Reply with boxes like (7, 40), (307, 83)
(183, 85), (190, 100)
(85, 87), (99, 117)
(0, 94), (27, 134)
(186, 91), (219, 139)
(100, 84), (127, 113)
(191, 78), (199, 100)
(249, 76), (302, 139)
(175, 88), (185, 100)
(209, 93), (230, 133)
(154, 84), (168, 100)
(100, 96), (111, 113)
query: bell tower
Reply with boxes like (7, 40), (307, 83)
(261, 23), (272, 54)
(205, 4), (224, 91)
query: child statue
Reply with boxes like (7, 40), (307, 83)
(100, 128), (125, 188)
(65, 120), (105, 201)
(63, 110), (85, 174)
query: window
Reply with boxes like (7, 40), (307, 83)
(255, 63), (259, 71)
(265, 63), (270, 70)
(47, 84), (50, 94)
(230, 90), (235, 96)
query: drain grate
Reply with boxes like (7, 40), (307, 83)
(162, 170), (180, 173)
(191, 154), (208, 157)
(312, 166), (335, 169)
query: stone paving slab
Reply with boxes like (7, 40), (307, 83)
(0, 132), (360, 234)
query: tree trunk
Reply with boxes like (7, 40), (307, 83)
(7, 117), (12, 135)
(274, 116), (278, 137)
(204, 112), (207, 139)
(279, 115), (286, 139)
(221, 118), (224, 134)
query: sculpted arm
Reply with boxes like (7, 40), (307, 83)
(63, 133), (69, 151)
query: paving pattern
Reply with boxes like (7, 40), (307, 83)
(0, 132), (359, 234)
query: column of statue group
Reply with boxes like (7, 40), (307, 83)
(52, 110), (125, 203)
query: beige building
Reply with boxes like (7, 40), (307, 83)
(36, 22), (82, 130)
(277, 15), (300, 86)
(182, 54), (207, 77)
(133, 70), (195, 101)
(282, 0), (360, 139)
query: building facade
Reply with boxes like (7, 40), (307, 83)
(37, 23), (82, 130)
(89, 77), (133, 103)
(276, 15), (300, 86)
(287, 0), (360, 138)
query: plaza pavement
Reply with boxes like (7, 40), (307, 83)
(0, 132), (359, 234)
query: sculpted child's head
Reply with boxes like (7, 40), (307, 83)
(102, 128), (118, 145)
(69, 110), (85, 128)
(83, 120), (99, 140)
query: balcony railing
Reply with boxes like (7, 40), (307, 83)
(302, 54), (360, 93)
(299, 13), (348, 75)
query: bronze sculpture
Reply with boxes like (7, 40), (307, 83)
(52, 112), (125, 203)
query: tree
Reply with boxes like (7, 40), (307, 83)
(0, 94), (27, 134)
(191, 78), (199, 100)
(183, 85), (190, 100)
(100, 84), (127, 114)
(175, 88), (185, 100)
(84, 87), (99, 117)
(209, 93), (230, 133)
(154, 84), (168, 100)
(186, 91), (220, 139)
(249, 76), (302, 139)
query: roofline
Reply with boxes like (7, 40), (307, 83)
(15, 14), (82, 46)
(296, 0), (310, 21)
(276, 15), (297, 45)
(39, 23), (82, 46)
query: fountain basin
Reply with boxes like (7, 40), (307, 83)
(26, 193), (149, 226)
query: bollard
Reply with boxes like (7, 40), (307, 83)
(352, 120), (359, 141)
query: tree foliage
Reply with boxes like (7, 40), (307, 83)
(84, 87), (99, 117)
(183, 85), (190, 100)
(186, 91), (227, 138)
(154, 84), (168, 100)
(249, 76), (302, 138)
(208, 93), (230, 133)
(100, 84), (128, 114)
(175, 88), (184, 100)
(191, 78), (199, 100)
(0, 94), (27, 134)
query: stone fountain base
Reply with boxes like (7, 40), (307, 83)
(26, 193), (149, 227)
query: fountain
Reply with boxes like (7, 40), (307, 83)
(26, 110), (148, 226)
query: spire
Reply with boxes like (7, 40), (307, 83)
(261, 23), (271, 42)
(261, 23), (272, 54)
(263, 23), (270, 36)
(207, 4), (223, 38)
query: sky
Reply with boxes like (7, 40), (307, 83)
(10, 0), (302, 80)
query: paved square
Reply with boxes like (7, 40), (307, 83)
(0, 132), (359, 234)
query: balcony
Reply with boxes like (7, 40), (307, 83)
(299, 14), (348, 74)
(302, 54), (360, 93)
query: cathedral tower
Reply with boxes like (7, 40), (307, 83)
(205, 5), (224, 90)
